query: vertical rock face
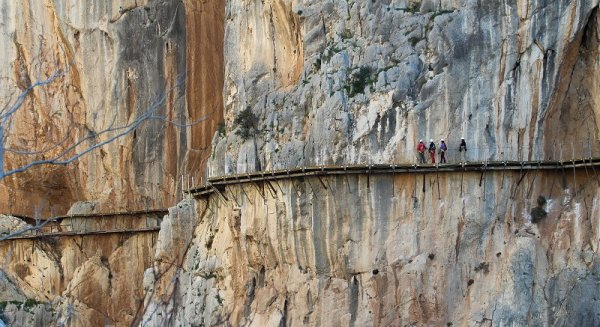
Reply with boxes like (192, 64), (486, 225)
(209, 0), (600, 176)
(2, 0), (600, 326)
(183, 0), (226, 177)
(0, 231), (157, 326)
(140, 2), (600, 325)
(0, 0), (224, 216)
(142, 171), (600, 326)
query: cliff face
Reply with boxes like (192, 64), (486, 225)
(0, 229), (157, 326)
(142, 170), (600, 326)
(209, 0), (600, 175)
(142, 0), (600, 325)
(1, 0), (600, 326)
(0, 0), (224, 216)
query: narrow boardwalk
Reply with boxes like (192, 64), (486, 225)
(3, 227), (161, 240)
(1, 209), (168, 241)
(4, 158), (599, 241)
(188, 158), (600, 197)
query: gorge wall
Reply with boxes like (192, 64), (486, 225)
(0, 214), (159, 326)
(209, 0), (600, 175)
(0, 0), (599, 326)
(142, 169), (600, 326)
(0, 0), (224, 216)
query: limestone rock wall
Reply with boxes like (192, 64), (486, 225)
(142, 169), (600, 326)
(2, 0), (600, 326)
(0, 230), (157, 326)
(209, 0), (600, 176)
(0, 0), (224, 216)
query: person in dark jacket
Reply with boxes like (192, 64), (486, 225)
(459, 137), (467, 161)
(428, 139), (436, 164)
(439, 139), (447, 163)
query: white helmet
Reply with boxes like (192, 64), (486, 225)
(441, 139), (444, 142)
(419, 139), (423, 142)
(461, 137), (465, 140)
(430, 139), (433, 142)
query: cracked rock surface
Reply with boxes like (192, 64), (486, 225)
(209, 0), (600, 175)
(142, 170), (600, 326)
(0, 0), (224, 216)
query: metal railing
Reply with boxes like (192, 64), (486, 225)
(340, 139), (599, 167)
(0, 210), (167, 241)
(188, 138), (600, 198)
(187, 158), (600, 198)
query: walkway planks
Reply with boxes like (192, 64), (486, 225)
(3, 227), (161, 241)
(6, 209), (169, 223)
(0, 210), (167, 242)
(4, 158), (599, 241)
(187, 158), (600, 198)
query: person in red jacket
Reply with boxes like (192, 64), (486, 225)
(417, 140), (426, 164)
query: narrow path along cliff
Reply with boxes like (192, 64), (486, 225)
(0, 0), (599, 326)
(140, 163), (600, 326)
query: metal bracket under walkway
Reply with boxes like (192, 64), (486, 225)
(0, 209), (168, 242)
(4, 158), (599, 241)
(187, 158), (600, 198)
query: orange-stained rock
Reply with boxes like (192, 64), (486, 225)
(0, 0), (225, 217)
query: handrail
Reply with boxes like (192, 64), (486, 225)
(1, 227), (161, 241)
(187, 158), (600, 197)
(3, 209), (169, 222)
(0, 210), (167, 242)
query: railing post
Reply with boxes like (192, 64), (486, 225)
(559, 145), (563, 164)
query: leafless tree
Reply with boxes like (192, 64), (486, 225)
(0, 61), (205, 241)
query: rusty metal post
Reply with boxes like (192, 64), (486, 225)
(239, 184), (254, 205)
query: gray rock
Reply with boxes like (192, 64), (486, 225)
(66, 201), (96, 215)
(209, 0), (600, 174)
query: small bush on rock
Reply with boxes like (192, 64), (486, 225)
(347, 66), (376, 97)
(234, 107), (257, 140)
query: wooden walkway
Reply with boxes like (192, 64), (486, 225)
(1, 209), (168, 242)
(4, 158), (599, 241)
(3, 227), (161, 241)
(187, 158), (600, 198)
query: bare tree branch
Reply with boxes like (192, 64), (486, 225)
(0, 69), (206, 181)
(0, 217), (57, 241)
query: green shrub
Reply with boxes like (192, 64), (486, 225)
(234, 107), (257, 140)
(536, 195), (547, 207)
(24, 299), (41, 312)
(322, 44), (342, 63)
(409, 36), (422, 47)
(347, 66), (376, 97)
(530, 207), (547, 223)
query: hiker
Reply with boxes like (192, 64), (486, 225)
(417, 140), (426, 164)
(428, 139), (436, 164)
(439, 139), (447, 163)
(459, 137), (467, 161)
